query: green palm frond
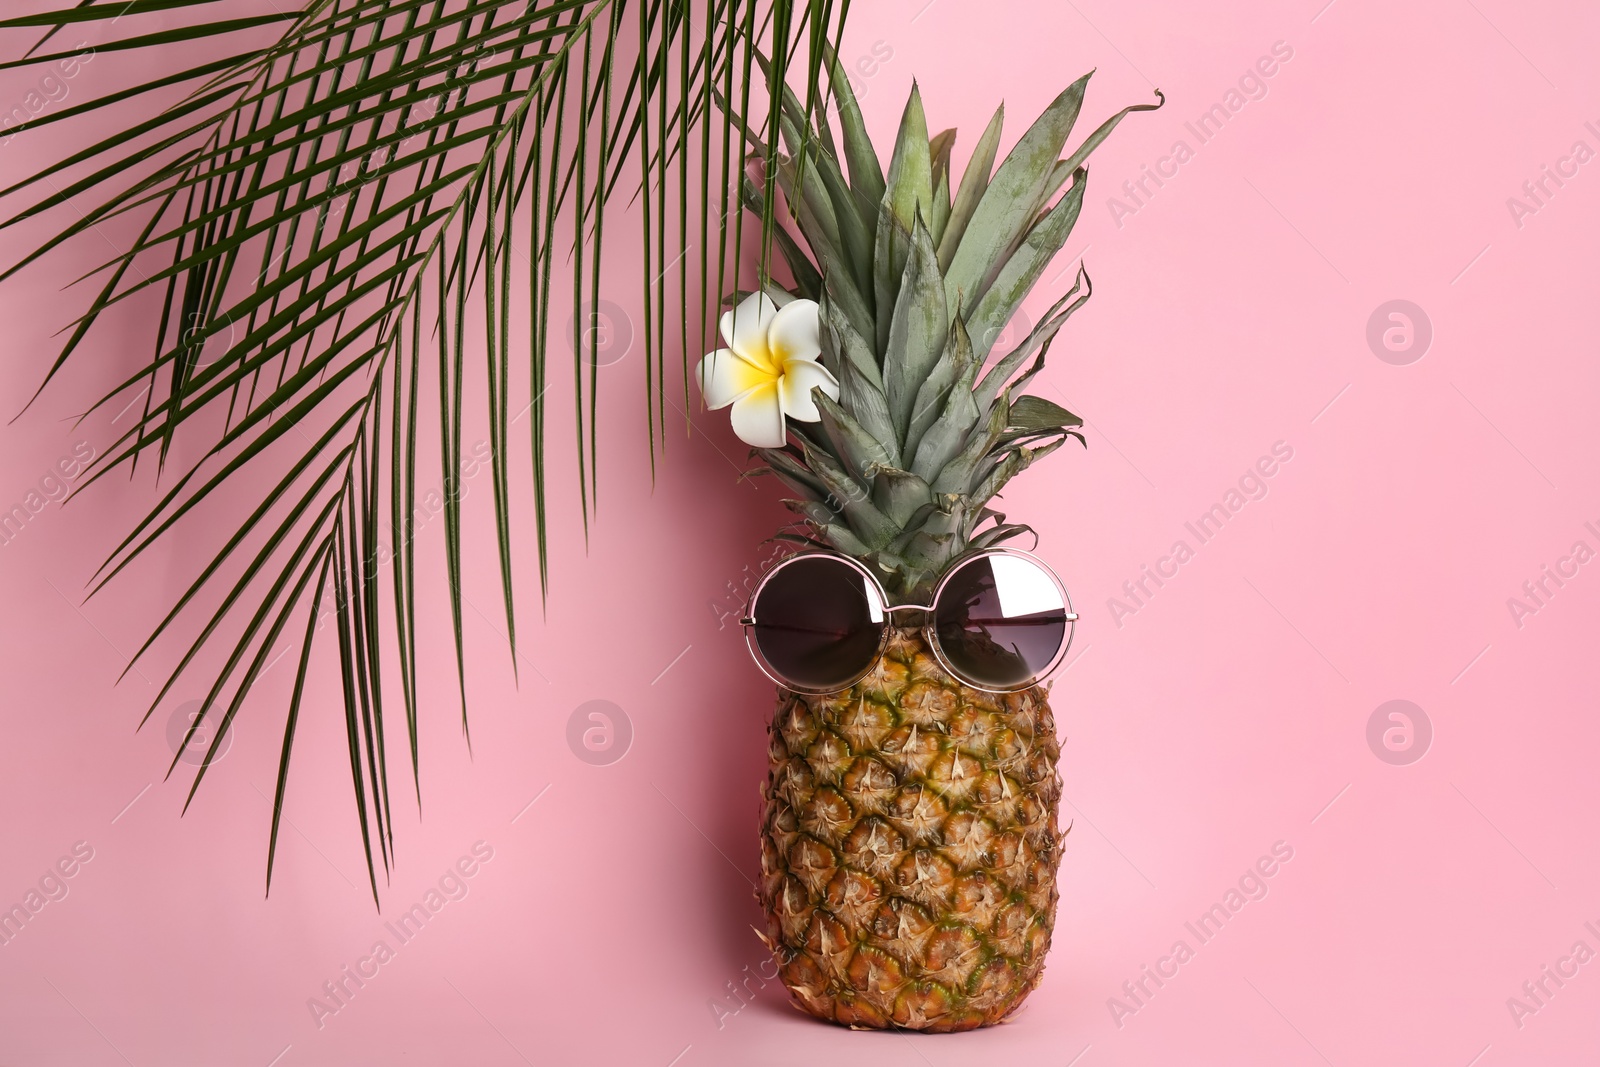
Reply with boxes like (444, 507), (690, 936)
(1, 0), (849, 906)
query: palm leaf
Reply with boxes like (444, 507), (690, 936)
(4, 0), (849, 906)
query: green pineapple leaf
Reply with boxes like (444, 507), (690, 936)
(904, 312), (973, 460)
(1008, 394), (1084, 433)
(974, 265), (1091, 414)
(910, 360), (981, 483)
(870, 465), (936, 526)
(943, 73), (1089, 315)
(815, 390), (895, 481)
(873, 82), (933, 352)
(966, 166), (1088, 360)
(938, 103), (1005, 269)
(928, 125), (955, 176)
(799, 438), (900, 548)
(882, 213), (948, 443)
(821, 39), (886, 229)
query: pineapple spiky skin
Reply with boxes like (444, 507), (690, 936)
(758, 628), (1063, 1031)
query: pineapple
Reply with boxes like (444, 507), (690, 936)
(729, 59), (1158, 1031)
(761, 643), (1062, 1030)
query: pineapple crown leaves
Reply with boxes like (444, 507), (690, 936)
(740, 52), (1160, 600)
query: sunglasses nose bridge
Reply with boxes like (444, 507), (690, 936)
(882, 602), (934, 626)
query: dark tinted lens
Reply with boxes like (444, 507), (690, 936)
(934, 555), (1068, 690)
(751, 557), (885, 692)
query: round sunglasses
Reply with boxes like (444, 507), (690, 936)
(740, 548), (1079, 695)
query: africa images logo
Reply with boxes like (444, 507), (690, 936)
(305, 842), (494, 1029)
(1108, 441), (1294, 628)
(1107, 841), (1295, 1028)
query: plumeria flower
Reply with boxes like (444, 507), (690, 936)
(695, 292), (839, 448)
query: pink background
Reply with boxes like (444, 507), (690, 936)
(3, 0), (1600, 1063)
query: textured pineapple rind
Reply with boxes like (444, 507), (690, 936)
(757, 628), (1064, 1032)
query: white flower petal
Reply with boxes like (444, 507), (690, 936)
(767, 298), (821, 365)
(779, 358), (840, 422)
(696, 348), (774, 409)
(728, 382), (786, 447)
(719, 292), (777, 369)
